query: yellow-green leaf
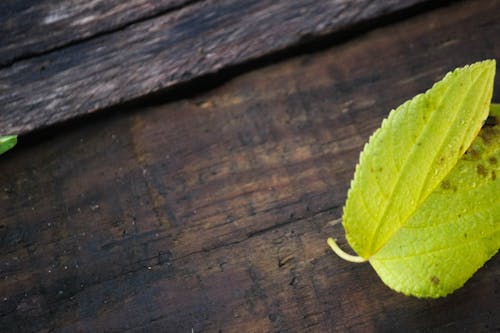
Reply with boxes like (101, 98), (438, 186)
(329, 60), (499, 298)
(371, 104), (499, 297)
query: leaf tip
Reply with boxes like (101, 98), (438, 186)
(0, 135), (17, 156)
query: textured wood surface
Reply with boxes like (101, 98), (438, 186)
(0, 0), (429, 135)
(1, 0), (500, 332)
(0, 0), (194, 66)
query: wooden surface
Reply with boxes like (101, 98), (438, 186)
(0, 0), (429, 135)
(0, 0), (194, 66)
(1, 0), (500, 332)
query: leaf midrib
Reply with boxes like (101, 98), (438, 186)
(366, 67), (489, 257)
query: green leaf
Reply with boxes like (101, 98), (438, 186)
(0, 136), (17, 156)
(328, 60), (499, 298)
(370, 104), (499, 297)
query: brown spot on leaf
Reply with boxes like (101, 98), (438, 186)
(369, 167), (384, 173)
(440, 180), (457, 192)
(488, 156), (497, 165)
(430, 276), (440, 286)
(492, 170), (496, 181)
(477, 164), (488, 177)
(465, 148), (480, 161)
(478, 127), (498, 145)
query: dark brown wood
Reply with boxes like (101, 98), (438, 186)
(1, 0), (499, 332)
(0, 0), (430, 135)
(0, 0), (195, 67)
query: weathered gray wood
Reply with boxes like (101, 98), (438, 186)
(0, 1), (499, 331)
(0, 0), (196, 67)
(0, 0), (431, 135)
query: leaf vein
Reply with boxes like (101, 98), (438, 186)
(373, 228), (499, 261)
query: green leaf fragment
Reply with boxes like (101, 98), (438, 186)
(0, 136), (17, 156)
(329, 60), (499, 298)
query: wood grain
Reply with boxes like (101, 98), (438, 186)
(0, 0), (430, 135)
(0, 0), (196, 67)
(0, 0), (499, 332)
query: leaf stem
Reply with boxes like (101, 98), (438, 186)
(327, 238), (367, 263)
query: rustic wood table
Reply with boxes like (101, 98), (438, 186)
(1, 1), (499, 332)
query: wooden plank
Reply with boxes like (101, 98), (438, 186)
(0, 0), (431, 135)
(1, 0), (499, 331)
(0, 0), (195, 67)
